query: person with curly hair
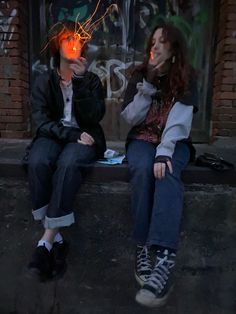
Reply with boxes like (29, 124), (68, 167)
(121, 23), (198, 307)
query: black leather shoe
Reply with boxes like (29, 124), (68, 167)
(51, 241), (69, 279)
(27, 245), (53, 281)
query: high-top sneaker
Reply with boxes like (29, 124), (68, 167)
(135, 249), (176, 307)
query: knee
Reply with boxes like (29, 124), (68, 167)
(28, 155), (51, 172)
(56, 157), (82, 173)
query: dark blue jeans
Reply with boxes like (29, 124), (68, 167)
(28, 137), (96, 229)
(127, 140), (190, 250)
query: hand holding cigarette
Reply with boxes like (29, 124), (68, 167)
(69, 57), (87, 76)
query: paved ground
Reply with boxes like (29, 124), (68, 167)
(0, 137), (235, 313)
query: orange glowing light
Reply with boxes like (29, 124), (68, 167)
(42, 0), (118, 55)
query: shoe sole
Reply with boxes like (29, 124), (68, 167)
(135, 285), (174, 308)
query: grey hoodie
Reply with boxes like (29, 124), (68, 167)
(121, 71), (198, 158)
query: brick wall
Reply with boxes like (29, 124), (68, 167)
(0, 0), (30, 138)
(212, 0), (236, 138)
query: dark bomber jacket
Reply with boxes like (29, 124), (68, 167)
(30, 69), (106, 158)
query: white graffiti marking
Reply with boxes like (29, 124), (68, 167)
(0, 8), (17, 54)
(32, 60), (48, 74)
(89, 58), (141, 99)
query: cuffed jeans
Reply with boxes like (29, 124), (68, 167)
(28, 137), (96, 229)
(127, 140), (190, 250)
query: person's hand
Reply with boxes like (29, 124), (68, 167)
(153, 156), (173, 179)
(69, 57), (87, 76)
(77, 132), (95, 146)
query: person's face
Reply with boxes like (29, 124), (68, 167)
(150, 28), (172, 63)
(59, 31), (83, 60)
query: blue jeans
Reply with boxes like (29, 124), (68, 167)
(28, 137), (96, 229)
(127, 140), (190, 250)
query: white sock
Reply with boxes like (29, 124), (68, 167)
(53, 233), (63, 244)
(37, 240), (52, 251)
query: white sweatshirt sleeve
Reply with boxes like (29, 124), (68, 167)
(121, 79), (157, 126)
(155, 102), (194, 158)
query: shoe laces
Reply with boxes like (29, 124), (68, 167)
(136, 245), (152, 273)
(147, 249), (176, 293)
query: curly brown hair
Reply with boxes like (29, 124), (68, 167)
(138, 23), (195, 104)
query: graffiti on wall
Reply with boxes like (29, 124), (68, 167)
(31, 0), (209, 99)
(88, 58), (142, 99)
(0, 1), (17, 55)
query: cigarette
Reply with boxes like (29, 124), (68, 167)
(150, 51), (158, 60)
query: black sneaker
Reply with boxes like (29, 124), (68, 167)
(51, 240), (69, 280)
(27, 245), (53, 281)
(135, 245), (152, 286)
(135, 249), (176, 307)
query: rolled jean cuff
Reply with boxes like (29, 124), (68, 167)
(32, 204), (48, 220)
(43, 212), (75, 229)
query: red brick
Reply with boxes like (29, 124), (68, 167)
(0, 109), (23, 116)
(226, 29), (236, 36)
(222, 77), (236, 84)
(212, 114), (232, 121)
(227, 21), (236, 29)
(0, 116), (23, 123)
(222, 53), (236, 61)
(220, 92), (236, 99)
(215, 129), (230, 136)
(11, 94), (23, 101)
(0, 80), (9, 87)
(214, 122), (236, 129)
(0, 130), (28, 138)
(227, 13), (236, 20)
(224, 61), (236, 69)
(223, 69), (234, 76)
(221, 85), (233, 91)
(0, 86), (9, 93)
(9, 87), (23, 95)
(225, 37), (236, 44)
(0, 101), (22, 109)
(8, 49), (20, 56)
(5, 123), (27, 131)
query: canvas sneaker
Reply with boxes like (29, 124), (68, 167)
(135, 249), (176, 307)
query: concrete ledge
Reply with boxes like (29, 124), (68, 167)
(0, 158), (236, 186)
(0, 138), (235, 185)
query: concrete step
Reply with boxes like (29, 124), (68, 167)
(0, 139), (236, 185)
(0, 178), (236, 313)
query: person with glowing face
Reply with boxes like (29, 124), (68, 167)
(26, 21), (106, 281)
(121, 24), (198, 307)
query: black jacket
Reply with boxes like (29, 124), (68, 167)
(30, 69), (106, 158)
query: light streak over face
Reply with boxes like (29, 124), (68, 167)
(59, 32), (82, 60)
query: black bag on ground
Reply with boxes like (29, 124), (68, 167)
(195, 153), (235, 172)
